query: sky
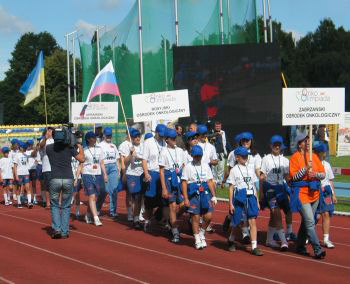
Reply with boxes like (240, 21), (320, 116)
(0, 0), (349, 80)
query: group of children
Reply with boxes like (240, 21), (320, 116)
(0, 124), (337, 258)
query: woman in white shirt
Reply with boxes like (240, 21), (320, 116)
(77, 132), (108, 226)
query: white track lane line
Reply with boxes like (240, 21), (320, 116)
(0, 212), (284, 284)
(0, 276), (15, 284)
(0, 234), (147, 284)
(2, 212), (350, 277)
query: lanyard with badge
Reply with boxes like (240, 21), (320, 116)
(167, 147), (179, 173)
(237, 164), (252, 193)
(271, 154), (282, 184)
(88, 146), (98, 170)
(193, 163), (205, 192)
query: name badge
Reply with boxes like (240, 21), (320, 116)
(199, 186), (204, 192)
(92, 164), (98, 170)
(246, 189), (254, 195)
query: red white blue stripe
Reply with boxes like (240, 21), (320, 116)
(80, 60), (120, 117)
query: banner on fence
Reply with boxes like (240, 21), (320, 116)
(132, 89), (190, 123)
(337, 112), (350, 157)
(71, 102), (118, 124)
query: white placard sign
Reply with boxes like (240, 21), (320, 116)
(132, 89), (190, 123)
(337, 112), (350, 157)
(71, 102), (118, 124)
(282, 88), (345, 126)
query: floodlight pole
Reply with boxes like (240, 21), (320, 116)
(267, 0), (273, 42)
(227, 0), (231, 44)
(96, 26), (104, 101)
(262, 0), (268, 43)
(65, 30), (77, 122)
(112, 34), (118, 102)
(72, 32), (78, 102)
(137, 0), (144, 94)
(174, 0), (179, 46)
(219, 0), (224, 44)
(161, 35), (168, 91)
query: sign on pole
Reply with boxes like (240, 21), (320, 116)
(337, 112), (350, 157)
(282, 88), (345, 126)
(71, 102), (118, 124)
(132, 89), (190, 123)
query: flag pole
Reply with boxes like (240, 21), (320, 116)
(43, 83), (48, 127)
(118, 94), (131, 141)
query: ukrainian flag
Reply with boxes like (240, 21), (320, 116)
(19, 50), (45, 106)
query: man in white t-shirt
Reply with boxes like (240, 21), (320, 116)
(197, 124), (218, 167)
(141, 124), (167, 232)
(39, 127), (55, 208)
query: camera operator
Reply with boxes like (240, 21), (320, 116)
(209, 121), (227, 186)
(45, 127), (85, 239)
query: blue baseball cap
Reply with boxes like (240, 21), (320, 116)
(191, 145), (203, 157)
(197, 124), (208, 135)
(85, 131), (96, 142)
(95, 123), (103, 128)
(234, 133), (242, 143)
(155, 124), (167, 137)
(11, 139), (19, 145)
(185, 131), (198, 140)
(19, 141), (27, 149)
(2, 146), (10, 153)
(235, 146), (249, 157)
(144, 133), (153, 140)
(103, 127), (113, 136)
(240, 132), (253, 141)
(296, 133), (308, 144)
(165, 128), (177, 139)
(26, 139), (34, 145)
(130, 128), (141, 137)
(270, 135), (283, 145)
(313, 141), (327, 153)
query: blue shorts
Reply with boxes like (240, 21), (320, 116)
(17, 175), (30, 185)
(73, 179), (83, 193)
(1, 179), (13, 187)
(187, 193), (213, 215)
(317, 185), (334, 216)
(126, 175), (143, 196)
(105, 163), (119, 194)
(29, 169), (37, 181)
(163, 180), (183, 205)
(82, 174), (105, 196)
(265, 189), (290, 214)
(36, 164), (43, 180)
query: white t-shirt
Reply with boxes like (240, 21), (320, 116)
(321, 160), (334, 187)
(120, 143), (144, 176)
(99, 140), (120, 165)
(260, 154), (289, 185)
(0, 157), (14, 179)
(9, 150), (18, 165)
(40, 138), (54, 172)
(25, 150), (37, 170)
(227, 164), (258, 194)
(71, 148), (81, 180)
(227, 150), (235, 167)
(14, 152), (30, 176)
(227, 151), (261, 180)
(183, 150), (193, 164)
(198, 141), (217, 165)
(82, 145), (105, 176)
(181, 161), (213, 184)
(142, 137), (166, 172)
(159, 146), (185, 171)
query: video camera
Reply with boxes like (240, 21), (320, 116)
(53, 123), (81, 147)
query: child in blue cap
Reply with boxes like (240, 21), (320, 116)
(314, 142), (336, 249)
(183, 131), (199, 165)
(227, 146), (263, 256)
(0, 147), (14, 206)
(260, 135), (291, 250)
(181, 145), (217, 249)
(159, 128), (186, 242)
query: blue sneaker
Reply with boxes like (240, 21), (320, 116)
(287, 232), (298, 242)
(273, 233), (280, 242)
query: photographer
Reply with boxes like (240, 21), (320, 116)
(209, 121), (227, 186)
(46, 127), (85, 239)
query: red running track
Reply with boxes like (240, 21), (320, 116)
(0, 194), (349, 284)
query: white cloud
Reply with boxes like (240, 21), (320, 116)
(0, 5), (34, 34)
(287, 29), (303, 43)
(75, 20), (96, 37)
(99, 0), (122, 10)
(0, 62), (9, 80)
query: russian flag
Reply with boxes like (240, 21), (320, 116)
(80, 60), (120, 117)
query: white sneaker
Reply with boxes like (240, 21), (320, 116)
(199, 230), (207, 248)
(324, 240), (335, 249)
(266, 240), (280, 248)
(85, 215), (93, 224)
(195, 240), (203, 250)
(280, 242), (289, 251)
(94, 217), (103, 226)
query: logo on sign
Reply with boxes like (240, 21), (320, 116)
(145, 93), (176, 104)
(295, 88), (330, 103)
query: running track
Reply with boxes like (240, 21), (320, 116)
(0, 193), (349, 284)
